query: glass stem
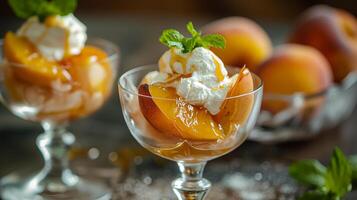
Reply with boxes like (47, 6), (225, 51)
(26, 121), (78, 193)
(172, 162), (211, 200)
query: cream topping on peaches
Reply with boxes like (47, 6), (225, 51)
(149, 47), (235, 115)
(17, 14), (87, 61)
(137, 22), (255, 140)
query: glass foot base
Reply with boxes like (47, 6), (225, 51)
(172, 177), (211, 200)
(0, 173), (111, 200)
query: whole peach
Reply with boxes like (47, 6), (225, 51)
(257, 44), (333, 114)
(289, 5), (357, 82)
(202, 17), (272, 72)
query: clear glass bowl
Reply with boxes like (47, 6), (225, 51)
(118, 65), (263, 199)
(0, 38), (119, 200)
(250, 72), (357, 143)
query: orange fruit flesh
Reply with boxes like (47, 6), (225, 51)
(66, 45), (112, 97)
(214, 67), (255, 133)
(4, 32), (69, 87)
(138, 84), (224, 141)
(138, 68), (255, 141)
(3, 32), (112, 121)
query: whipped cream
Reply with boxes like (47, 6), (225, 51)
(158, 47), (235, 115)
(17, 14), (87, 61)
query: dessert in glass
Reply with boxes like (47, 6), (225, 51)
(119, 22), (262, 199)
(0, 2), (119, 199)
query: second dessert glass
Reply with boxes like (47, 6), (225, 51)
(118, 65), (263, 200)
(0, 38), (119, 200)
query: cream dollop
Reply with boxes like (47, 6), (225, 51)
(17, 14), (87, 61)
(157, 47), (235, 115)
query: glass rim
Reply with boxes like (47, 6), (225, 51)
(118, 64), (264, 101)
(0, 37), (120, 67)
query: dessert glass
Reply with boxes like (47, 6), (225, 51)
(0, 38), (119, 199)
(118, 65), (263, 200)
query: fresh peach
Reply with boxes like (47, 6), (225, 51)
(257, 44), (333, 113)
(4, 32), (69, 87)
(214, 67), (254, 133)
(289, 5), (357, 82)
(202, 17), (273, 71)
(138, 84), (223, 140)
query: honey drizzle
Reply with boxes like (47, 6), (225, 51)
(213, 56), (225, 82)
(169, 48), (188, 73)
(63, 30), (70, 58)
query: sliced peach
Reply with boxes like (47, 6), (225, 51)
(138, 84), (224, 140)
(4, 32), (69, 87)
(214, 67), (254, 134)
(67, 46), (112, 97)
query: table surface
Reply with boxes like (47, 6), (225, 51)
(0, 14), (356, 199)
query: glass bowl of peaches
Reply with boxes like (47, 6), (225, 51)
(202, 5), (357, 143)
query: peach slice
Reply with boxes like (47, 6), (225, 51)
(4, 32), (69, 87)
(67, 46), (112, 97)
(138, 84), (224, 140)
(214, 67), (254, 134)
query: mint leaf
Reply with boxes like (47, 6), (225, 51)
(349, 155), (357, 180)
(53, 0), (77, 16)
(182, 37), (198, 53)
(37, 2), (61, 19)
(159, 29), (184, 49)
(187, 21), (199, 37)
(8, 0), (78, 19)
(159, 21), (226, 53)
(290, 147), (356, 200)
(8, 0), (42, 19)
(289, 160), (326, 187)
(202, 34), (226, 49)
(325, 147), (352, 198)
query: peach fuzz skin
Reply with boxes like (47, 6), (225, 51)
(289, 5), (357, 82)
(202, 17), (272, 72)
(257, 44), (333, 114)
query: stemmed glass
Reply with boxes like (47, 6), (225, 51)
(0, 38), (119, 199)
(118, 65), (263, 200)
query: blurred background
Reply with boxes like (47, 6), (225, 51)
(1, 0), (357, 68)
(0, 0), (357, 199)
(1, 0), (357, 20)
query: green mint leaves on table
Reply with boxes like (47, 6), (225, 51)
(289, 147), (356, 200)
(159, 22), (226, 53)
(8, 0), (77, 20)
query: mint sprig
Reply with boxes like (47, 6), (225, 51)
(8, 0), (77, 20)
(159, 21), (225, 53)
(289, 160), (327, 188)
(289, 147), (355, 200)
(324, 148), (352, 197)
